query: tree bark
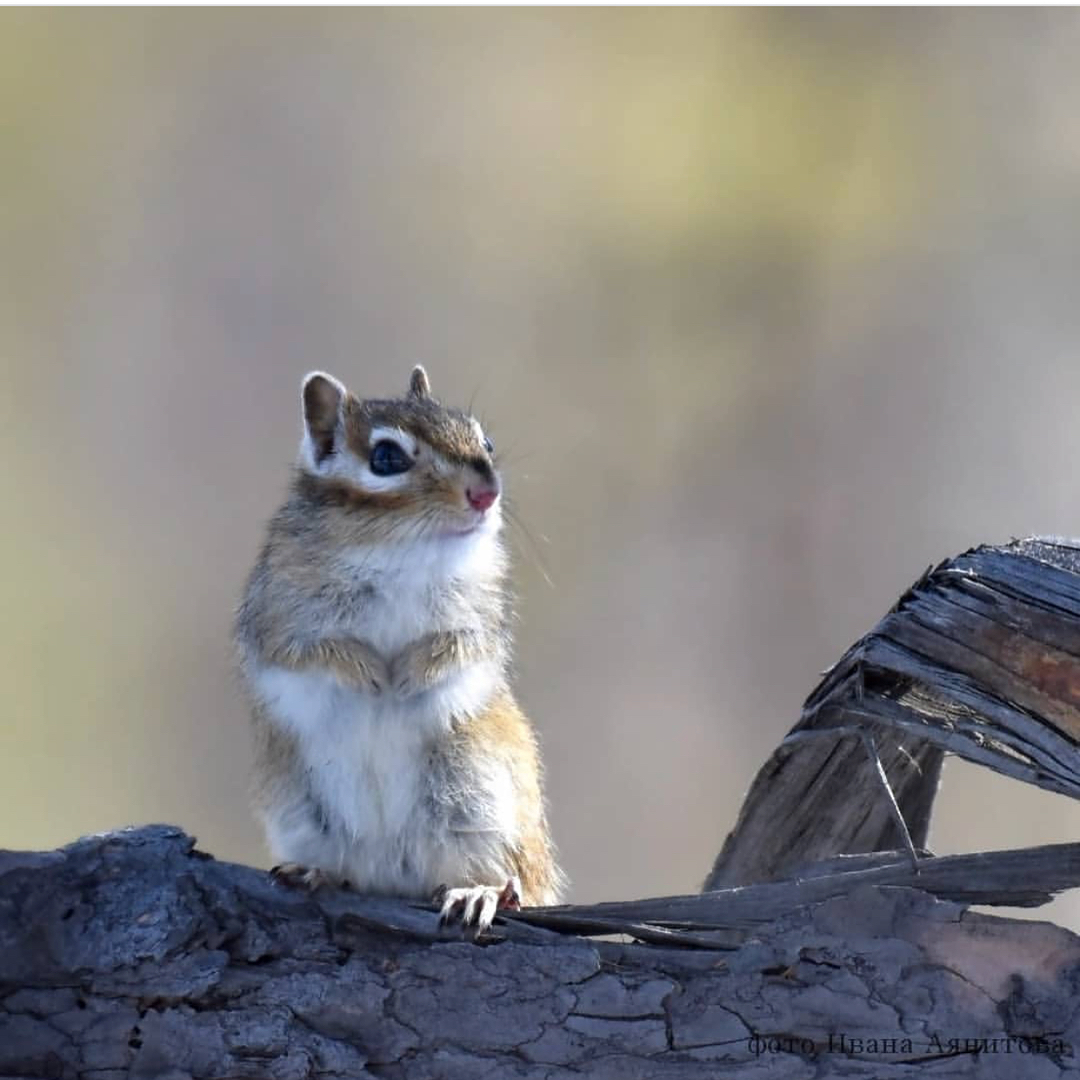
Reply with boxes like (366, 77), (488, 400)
(4, 825), (1080, 1079)
(5, 538), (1080, 1079)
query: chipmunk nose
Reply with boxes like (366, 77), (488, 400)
(467, 485), (498, 513)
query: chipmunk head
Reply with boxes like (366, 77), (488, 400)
(297, 366), (501, 544)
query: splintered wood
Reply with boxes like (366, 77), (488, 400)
(707, 537), (1080, 889)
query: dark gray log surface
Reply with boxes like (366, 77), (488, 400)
(5, 538), (1080, 1078)
(3, 825), (1080, 1079)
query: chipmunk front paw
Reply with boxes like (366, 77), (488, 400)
(392, 632), (473, 698)
(270, 863), (347, 892)
(390, 646), (434, 698)
(434, 877), (521, 937)
(325, 640), (390, 694)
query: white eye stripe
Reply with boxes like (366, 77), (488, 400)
(369, 426), (418, 457)
(356, 467), (411, 492)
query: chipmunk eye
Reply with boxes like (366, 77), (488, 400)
(483, 436), (494, 455)
(370, 440), (413, 476)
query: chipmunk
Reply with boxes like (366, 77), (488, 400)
(234, 365), (564, 933)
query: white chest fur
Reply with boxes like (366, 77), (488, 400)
(246, 523), (517, 895)
(334, 528), (504, 655)
(252, 658), (514, 895)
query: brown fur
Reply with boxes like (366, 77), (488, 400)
(452, 690), (561, 905)
(408, 365), (432, 400)
(391, 629), (489, 697)
(341, 394), (490, 469)
(302, 375), (344, 463)
(235, 368), (565, 911)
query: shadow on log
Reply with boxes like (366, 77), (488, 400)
(4, 538), (1080, 1078)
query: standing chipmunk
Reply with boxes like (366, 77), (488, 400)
(234, 365), (564, 932)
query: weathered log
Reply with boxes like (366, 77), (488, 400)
(707, 537), (1080, 888)
(5, 537), (1080, 1078)
(3, 825), (1080, 1079)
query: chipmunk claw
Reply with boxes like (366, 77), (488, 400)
(270, 863), (344, 892)
(390, 652), (430, 699)
(435, 877), (521, 936)
(392, 670), (421, 699)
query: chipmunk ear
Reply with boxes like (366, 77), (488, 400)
(408, 365), (432, 400)
(301, 371), (347, 466)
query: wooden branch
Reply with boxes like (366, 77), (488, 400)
(6, 537), (1080, 1076)
(3, 825), (1080, 1078)
(707, 537), (1080, 888)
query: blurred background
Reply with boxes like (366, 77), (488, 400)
(5, 9), (1080, 927)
